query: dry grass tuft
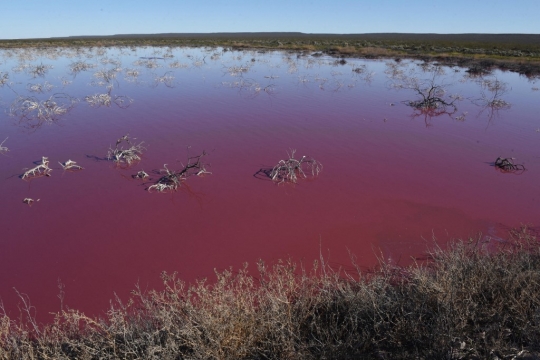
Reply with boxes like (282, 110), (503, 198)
(1, 228), (539, 359)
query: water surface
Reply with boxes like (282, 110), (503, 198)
(0, 46), (538, 319)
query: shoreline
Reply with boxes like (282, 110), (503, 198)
(2, 33), (540, 77)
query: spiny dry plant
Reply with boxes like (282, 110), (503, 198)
(494, 156), (526, 173)
(107, 134), (145, 166)
(148, 150), (211, 193)
(270, 149), (322, 184)
(0, 227), (539, 359)
(21, 156), (52, 179)
(58, 159), (83, 171)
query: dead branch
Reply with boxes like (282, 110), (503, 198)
(0, 137), (9, 154)
(270, 150), (322, 184)
(59, 159), (84, 171)
(494, 157), (526, 173)
(388, 64), (460, 115)
(22, 156), (52, 179)
(148, 151), (211, 193)
(23, 198), (39, 206)
(133, 170), (149, 180)
(107, 134), (145, 166)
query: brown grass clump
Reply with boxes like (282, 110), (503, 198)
(1, 227), (539, 359)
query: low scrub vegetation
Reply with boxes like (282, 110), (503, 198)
(1, 227), (539, 359)
(2, 33), (540, 76)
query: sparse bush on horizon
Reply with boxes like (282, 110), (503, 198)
(1, 227), (539, 359)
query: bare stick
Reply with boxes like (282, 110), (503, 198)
(22, 156), (52, 179)
(59, 159), (84, 171)
(148, 151), (211, 193)
(0, 137), (8, 154)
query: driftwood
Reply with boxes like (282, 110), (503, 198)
(59, 159), (83, 171)
(494, 157), (526, 173)
(22, 157), (52, 179)
(148, 151), (211, 193)
(270, 150), (322, 184)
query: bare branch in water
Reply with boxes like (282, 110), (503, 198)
(58, 159), (84, 171)
(107, 134), (145, 166)
(133, 170), (149, 180)
(270, 150), (322, 184)
(494, 157), (526, 173)
(148, 151), (211, 193)
(23, 198), (40, 206)
(0, 138), (9, 154)
(22, 156), (52, 180)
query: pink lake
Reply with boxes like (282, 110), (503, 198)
(0, 47), (538, 321)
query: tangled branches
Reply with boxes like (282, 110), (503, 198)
(22, 156), (52, 179)
(388, 63), (460, 118)
(148, 151), (211, 193)
(494, 157), (526, 173)
(270, 150), (322, 184)
(107, 134), (145, 166)
(27, 63), (53, 78)
(9, 93), (78, 128)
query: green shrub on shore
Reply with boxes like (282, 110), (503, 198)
(1, 227), (539, 359)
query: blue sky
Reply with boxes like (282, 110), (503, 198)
(2, 0), (539, 40)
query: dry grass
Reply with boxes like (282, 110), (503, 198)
(1, 227), (539, 359)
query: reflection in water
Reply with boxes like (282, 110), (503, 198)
(473, 77), (512, 122)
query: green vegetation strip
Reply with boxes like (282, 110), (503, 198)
(1, 227), (539, 359)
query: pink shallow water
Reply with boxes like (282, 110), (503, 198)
(0, 48), (538, 321)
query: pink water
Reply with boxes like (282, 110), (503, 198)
(0, 47), (538, 321)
